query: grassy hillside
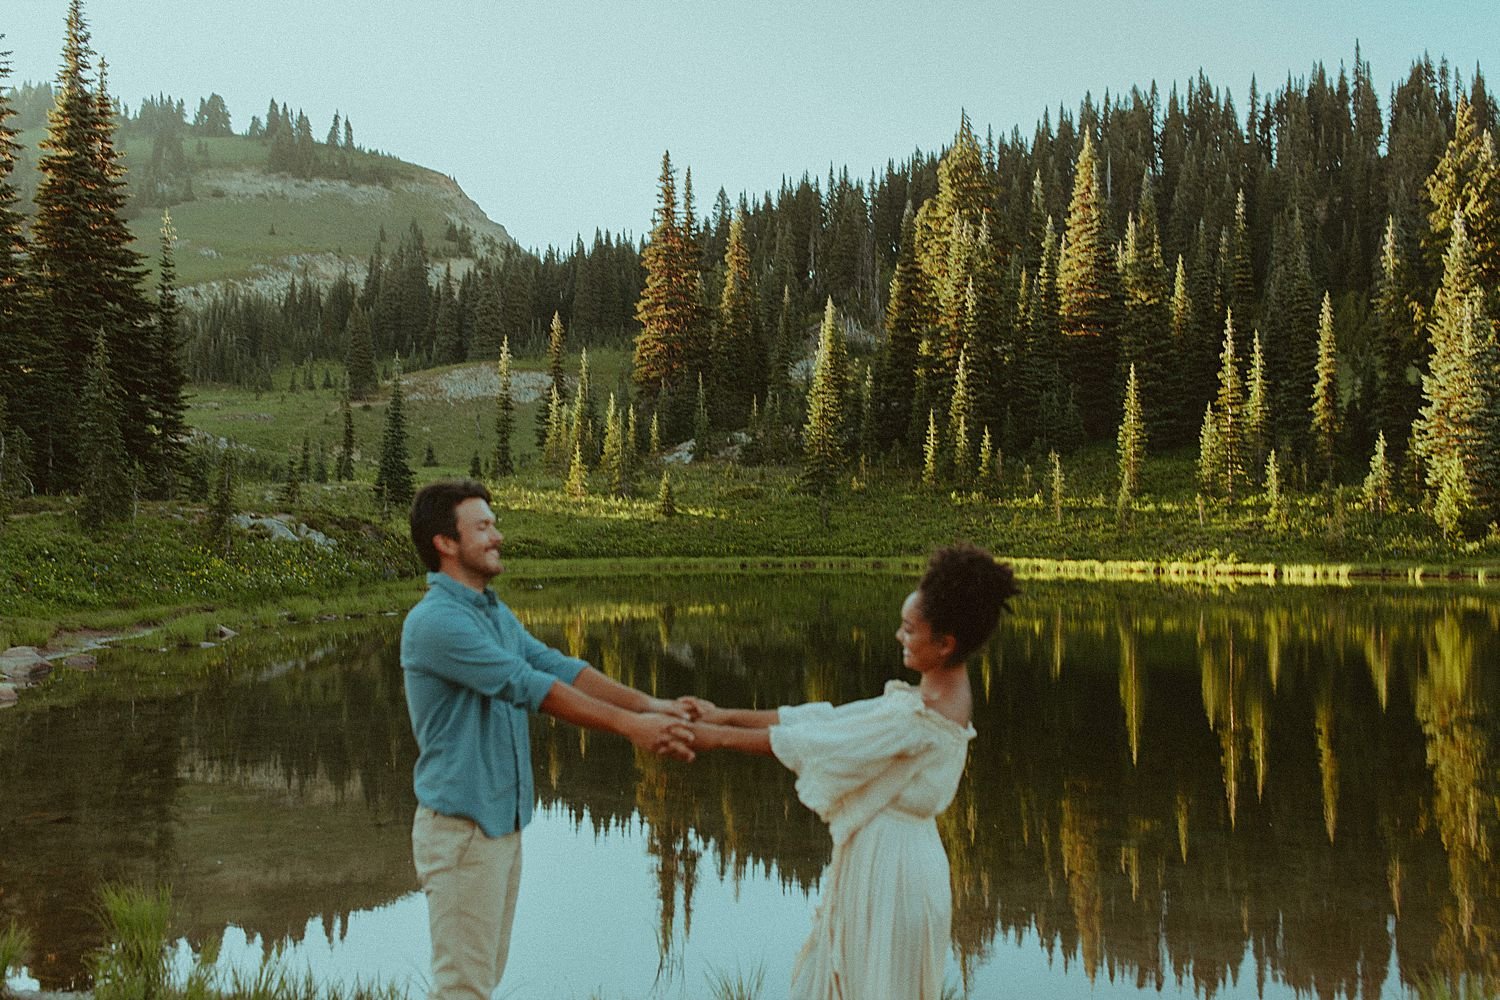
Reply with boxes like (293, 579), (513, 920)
(12, 127), (514, 288)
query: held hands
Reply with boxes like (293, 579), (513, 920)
(629, 711), (696, 763)
(675, 696), (725, 724)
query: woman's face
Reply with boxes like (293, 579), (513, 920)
(896, 590), (956, 673)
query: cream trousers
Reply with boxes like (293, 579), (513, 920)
(412, 806), (523, 1000)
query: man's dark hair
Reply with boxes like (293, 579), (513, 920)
(409, 479), (492, 572)
(917, 542), (1019, 663)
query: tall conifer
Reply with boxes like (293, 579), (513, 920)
(1057, 133), (1120, 437)
(493, 336), (515, 476)
(77, 330), (131, 523)
(1310, 292), (1341, 484)
(373, 357), (413, 512)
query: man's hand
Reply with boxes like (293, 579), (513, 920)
(626, 711), (696, 762)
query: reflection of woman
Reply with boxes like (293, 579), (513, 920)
(687, 544), (1018, 999)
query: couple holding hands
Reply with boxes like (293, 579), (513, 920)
(401, 479), (1017, 1000)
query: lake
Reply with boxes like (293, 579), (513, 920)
(1, 570), (1497, 999)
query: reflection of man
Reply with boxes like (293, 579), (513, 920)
(401, 479), (694, 1000)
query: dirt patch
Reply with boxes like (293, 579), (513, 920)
(402, 364), (553, 405)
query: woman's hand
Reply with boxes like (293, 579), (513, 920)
(676, 696), (724, 724)
(643, 695), (694, 720)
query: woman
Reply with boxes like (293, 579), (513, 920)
(685, 543), (1018, 999)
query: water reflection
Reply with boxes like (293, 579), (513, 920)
(0, 575), (1497, 998)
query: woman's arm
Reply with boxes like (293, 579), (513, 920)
(690, 720), (774, 755)
(680, 697), (781, 728)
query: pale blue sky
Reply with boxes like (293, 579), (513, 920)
(4, 1), (1497, 251)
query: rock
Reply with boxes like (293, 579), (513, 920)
(662, 440), (695, 464)
(216, 625), (239, 640)
(61, 654), (97, 671)
(198, 642), (218, 649)
(1, 647), (52, 684)
(0, 683), (17, 706)
(230, 514), (337, 548)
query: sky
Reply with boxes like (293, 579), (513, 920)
(4, 1), (1498, 252)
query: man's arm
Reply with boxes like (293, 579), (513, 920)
(679, 697), (780, 728)
(539, 679), (695, 761)
(572, 666), (693, 719)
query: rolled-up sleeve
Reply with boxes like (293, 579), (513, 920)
(500, 604), (588, 685)
(404, 605), (559, 711)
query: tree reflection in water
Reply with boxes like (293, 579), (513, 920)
(0, 574), (1495, 998)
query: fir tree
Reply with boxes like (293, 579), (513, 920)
(1244, 331), (1270, 482)
(922, 409), (940, 487)
(279, 453), (301, 507)
(206, 450), (236, 553)
(542, 384), (567, 472)
(1214, 310), (1246, 499)
(600, 393), (625, 496)
(947, 346), (974, 480)
(656, 470), (676, 517)
(30, 8), (153, 491)
(537, 311), (567, 447)
(143, 209), (187, 496)
(570, 347), (596, 461)
(710, 209), (760, 427)
(565, 442), (588, 498)
(373, 356), (413, 512)
(1057, 133), (1120, 438)
(493, 336), (515, 476)
(634, 152), (708, 426)
(336, 389), (355, 480)
(77, 329), (131, 524)
(801, 299), (848, 501)
(692, 372), (711, 462)
(422, 441), (437, 467)
(344, 302), (377, 399)
(1362, 431), (1393, 515)
(1372, 216), (1421, 454)
(649, 410), (662, 457)
(1048, 450), (1065, 524)
(1198, 403), (1223, 499)
(977, 425), (994, 482)
(1264, 449), (1287, 529)
(1309, 292), (1341, 484)
(468, 452), (482, 479)
(875, 202), (928, 451)
(300, 434), (312, 481)
(1117, 363), (1147, 507)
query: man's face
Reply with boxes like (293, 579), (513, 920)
(444, 497), (504, 584)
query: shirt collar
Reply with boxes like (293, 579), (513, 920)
(426, 571), (498, 608)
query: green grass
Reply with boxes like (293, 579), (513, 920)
(0, 921), (32, 995)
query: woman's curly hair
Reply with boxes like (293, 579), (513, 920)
(917, 542), (1019, 663)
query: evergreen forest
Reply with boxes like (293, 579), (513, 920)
(3, 0), (1500, 550)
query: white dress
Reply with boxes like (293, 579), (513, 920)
(769, 679), (976, 1000)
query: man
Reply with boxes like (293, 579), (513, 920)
(401, 479), (694, 1000)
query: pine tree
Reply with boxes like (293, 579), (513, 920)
(922, 409), (940, 487)
(0, 51), (33, 483)
(710, 209), (760, 427)
(692, 372), (711, 462)
(600, 394), (625, 496)
(977, 425), (994, 482)
(1214, 310), (1246, 499)
(1164, 255), (1200, 447)
(542, 384), (567, 472)
(947, 346), (973, 481)
(77, 329), (132, 524)
(279, 452), (301, 507)
(1362, 431), (1393, 516)
(300, 434), (313, 481)
(336, 389), (355, 480)
(634, 152), (707, 424)
(344, 302), (377, 399)
(206, 450), (236, 553)
(1309, 292), (1341, 484)
(1048, 450), (1065, 523)
(1414, 216), (1496, 518)
(875, 202), (929, 451)
(30, 8), (152, 492)
(1244, 331), (1270, 482)
(1264, 449), (1287, 529)
(565, 442), (588, 498)
(1373, 216), (1421, 454)
(493, 336), (515, 476)
(144, 208), (188, 496)
(656, 470), (677, 517)
(801, 299), (847, 499)
(422, 441), (437, 467)
(623, 404), (640, 497)
(373, 356), (413, 512)
(1198, 403), (1223, 499)
(1117, 363), (1147, 507)
(537, 311), (567, 447)
(570, 347), (596, 461)
(1057, 133), (1120, 437)
(1424, 95), (1500, 295)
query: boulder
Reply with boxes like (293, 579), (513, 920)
(1, 647), (52, 684)
(61, 654), (98, 671)
(0, 683), (16, 706)
(216, 625), (239, 640)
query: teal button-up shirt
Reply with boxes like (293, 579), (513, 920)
(401, 571), (587, 837)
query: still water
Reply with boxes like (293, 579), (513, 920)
(1, 571), (1497, 999)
